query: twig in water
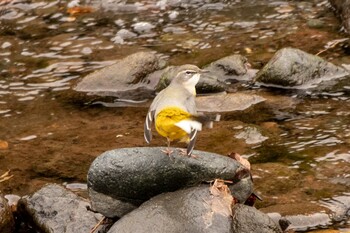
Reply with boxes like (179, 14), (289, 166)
(316, 38), (349, 56)
(90, 216), (106, 233)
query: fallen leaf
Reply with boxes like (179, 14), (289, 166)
(67, 6), (94, 15)
(228, 152), (251, 171)
(208, 179), (235, 217)
(0, 170), (13, 183)
(0, 140), (8, 149)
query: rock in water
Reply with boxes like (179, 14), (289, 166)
(232, 204), (283, 233)
(254, 48), (349, 88)
(0, 193), (14, 233)
(204, 54), (257, 83)
(87, 147), (254, 218)
(107, 186), (281, 233)
(107, 186), (233, 233)
(18, 184), (103, 233)
(74, 51), (167, 100)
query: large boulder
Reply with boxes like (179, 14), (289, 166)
(254, 48), (349, 89)
(74, 51), (167, 100)
(0, 193), (14, 233)
(107, 185), (282, 233)
(18, 184), (104, 233)
(87, 147), (254, 218)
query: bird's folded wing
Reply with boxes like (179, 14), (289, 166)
(144, 110), (155, 144)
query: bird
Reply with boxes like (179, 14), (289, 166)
(144, 64), (208, 157)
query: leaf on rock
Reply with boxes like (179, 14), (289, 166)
(228, 152), (251, 171)
(208, 179), (235, 217)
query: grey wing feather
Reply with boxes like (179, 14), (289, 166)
(144, 110), (155, 144)
(187, 129), (198, 157)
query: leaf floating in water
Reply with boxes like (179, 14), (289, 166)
(0, 139), (8, 149)
(67, 6), (94, 16)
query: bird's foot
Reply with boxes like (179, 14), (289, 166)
(161, 148), (174, 156)
(178, 149), (198, 158)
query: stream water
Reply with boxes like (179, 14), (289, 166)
(0, 0), (349, 232)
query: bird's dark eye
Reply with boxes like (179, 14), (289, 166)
(185, 70), (194, 75)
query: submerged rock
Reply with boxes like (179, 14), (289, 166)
(156, 65), (228, 93)
(88, 147), (253, 218)
(18, 184), (103, 233)
(0, 193), (14, 233)
(74, 51), (167, 100)
(107, 186), (280, 233)
(204, 54), (257, 83)
(254, 48), (349, 89)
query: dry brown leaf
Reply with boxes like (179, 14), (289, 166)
(67, 6), (94, 15)
(208, 179), (235, 217)
(0, 170), (13, 183)
(228, 152), (251, 171)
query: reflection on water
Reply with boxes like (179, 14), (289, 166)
(0, 0), (349, 231)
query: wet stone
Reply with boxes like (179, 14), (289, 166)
(232, 204), (283, 233)
(107, 186), (280, 233)
(18, 184), (103, 233)
(0, 193), (14, 233)
(87, 147), (253, 218)
(74, 51), (167, 100)
(254, 48), (349, 89)
(196, 93), (265, 113)
(107, 185), (234, 233)
(204, 54), (256, 83)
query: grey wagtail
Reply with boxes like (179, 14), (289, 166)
(144, 64), (209, 157)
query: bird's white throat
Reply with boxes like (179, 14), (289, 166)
(183, 73), (200, 95)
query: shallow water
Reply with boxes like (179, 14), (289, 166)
(0, 0), (350, 231)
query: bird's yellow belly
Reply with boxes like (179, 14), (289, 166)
(155, 107), (191, 141)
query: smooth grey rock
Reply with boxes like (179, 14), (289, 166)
(232, 204), (283, 233)
(155, 65), (228, 93)
(107, 185), (234, 233)
(74, 51), (167, 100)
(18, 184), (103, 233)
(254, 48), (349, 88)
(89, 188), (138, 218)
(196, 93), (265, 113)
(108, 186), (280, 233)
(0, 193), (14, 233)
(204, 55), (257, 83)
(88, 147), (253, 218)
(329, 0), (350, 33)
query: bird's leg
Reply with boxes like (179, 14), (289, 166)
(161, 138), (174, 156)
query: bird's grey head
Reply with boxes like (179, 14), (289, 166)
(171, 65), (207, 87)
